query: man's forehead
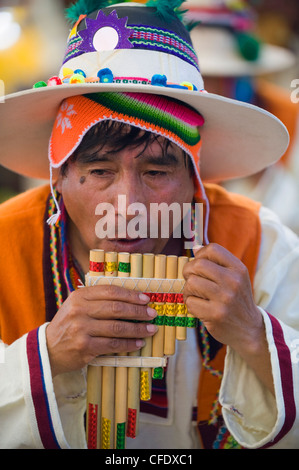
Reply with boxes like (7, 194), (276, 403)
(76, 137), (184, 164)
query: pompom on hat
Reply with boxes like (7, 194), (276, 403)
(0, 1), (289, 196)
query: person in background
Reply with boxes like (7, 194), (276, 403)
(186, 0), (299, 234)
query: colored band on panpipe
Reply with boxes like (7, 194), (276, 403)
(85, 250), (197, 449)
(147, 293), (198, 328)
(89, 261), (105, 272)
(87, 404), (98, 450)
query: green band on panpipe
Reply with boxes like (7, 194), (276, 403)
(151, 315), (198, 327)
(116, 422), (126, 449)
(152, 367), (163, 379)
(153, 315), (165, 326)
(164, 315), (176, 326)
(118, 262), (131, 273)
(186, 317), (198, 328)
(175, 316), (187, 327)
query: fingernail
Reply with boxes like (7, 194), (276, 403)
(193, 244), (203, 253)
(136, 339), (145, 348)
(139, 293), (150, 303)
(147, 307), (157, 318)
(147, 324), (158, 333)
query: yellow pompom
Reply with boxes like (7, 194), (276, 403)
(180, 81), (194, 90)
(69, 73), (86, 84)
(62, 67), (74, 79)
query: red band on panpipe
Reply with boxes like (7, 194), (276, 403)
(89, 261), (105, 272)
(126, 408), (137, 438)
(87, 403), (98, 449)
(143, 293), (184, 303)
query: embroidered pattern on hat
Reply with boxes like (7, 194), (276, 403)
(128, 25), (199, 70)
(62, 10), (199, 71)
(56, 102), (77, 134)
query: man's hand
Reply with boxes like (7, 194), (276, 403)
(183, 243), (274, 393)
(46, 285), (157, 377)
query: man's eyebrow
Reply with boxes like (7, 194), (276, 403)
(76, 151), (180, 166)
(141, 153), (180, 166)
(76, 152), (113, 164)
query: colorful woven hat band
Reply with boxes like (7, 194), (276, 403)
(49, 92), (205, 175)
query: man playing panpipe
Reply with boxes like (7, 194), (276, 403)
(0, 0), (299, 450)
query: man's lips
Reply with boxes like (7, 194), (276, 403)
(108, 238), (142, 242)
(105, 238), (150, 252)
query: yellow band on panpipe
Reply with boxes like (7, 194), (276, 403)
(85, 250), (197, 449)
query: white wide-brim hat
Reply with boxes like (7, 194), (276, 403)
(0, 1), (289, 183)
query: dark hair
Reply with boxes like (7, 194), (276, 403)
(60, 120), (194, 176)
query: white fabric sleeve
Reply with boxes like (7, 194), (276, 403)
(0, 323), (87, 449)
(219, 206), (299, 449)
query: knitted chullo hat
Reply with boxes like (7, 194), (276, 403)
(50, 92), (204, 175)
(49, 91), (205, 224)
(0, 0), (289, 210)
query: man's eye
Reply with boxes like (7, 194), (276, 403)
(90, 169), (111, 176)
(146, 170), (167, 177)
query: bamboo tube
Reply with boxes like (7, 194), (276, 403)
(86, 366), (102, 449)
(186, 257), (197, 329)
(101, 252), (118, 449)
(114, 252), (130, 449)
(89, 249), (105, 277)
(86, 249), (105, 448)
(140, 253), (154, 401)
(126, 253), (142, 439)
(164, 255), (178, 356)
(152, 254), (166, 379)
(176, 256), (189, 341)
(104, 251), (118, 277)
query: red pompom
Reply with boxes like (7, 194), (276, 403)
(47, 76), (63, 86)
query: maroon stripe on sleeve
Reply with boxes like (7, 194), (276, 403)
(262, 313), (296, 448)
(27, 328), (61, 449)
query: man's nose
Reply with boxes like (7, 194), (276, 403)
(115, 175), (145, 211)
(113, 175), (147, 232)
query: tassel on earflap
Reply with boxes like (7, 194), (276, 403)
(47, 165), (61, 226)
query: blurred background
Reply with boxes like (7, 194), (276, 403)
(0, 0), (298, 230)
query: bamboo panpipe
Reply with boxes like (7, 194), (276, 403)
(176, 256), (189, 341)
(86, 249), (104, 449)
(140, 253), (154, 401)
(85, 250), (198, 449)
(101, 252), (118, 449)
(127, 253), (142, 439)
